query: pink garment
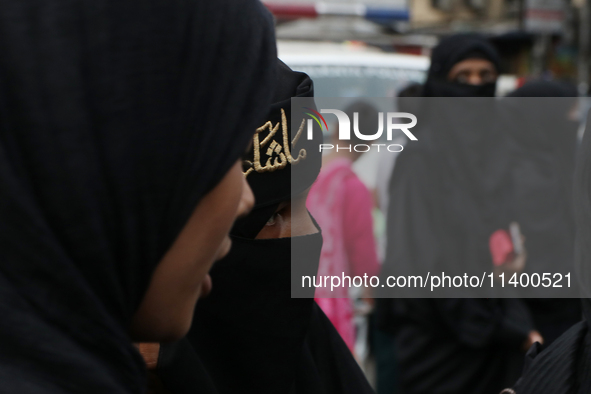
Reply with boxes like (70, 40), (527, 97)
(307, 158), (380, 353)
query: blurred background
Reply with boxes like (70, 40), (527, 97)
(265, 1), (588, 391)
(266, 0), (586, 96)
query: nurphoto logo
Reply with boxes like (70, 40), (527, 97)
(305, 108), (418, 153)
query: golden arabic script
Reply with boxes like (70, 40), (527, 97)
(244, 108), (307, 177)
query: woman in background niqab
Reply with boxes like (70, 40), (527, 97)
(377, 34), (536, 394)
(0, 1), (276, 393)
(422, 33), (500, 97)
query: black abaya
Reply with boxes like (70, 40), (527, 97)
(377, 35), (534, 394)
(505, 81), (581, 346)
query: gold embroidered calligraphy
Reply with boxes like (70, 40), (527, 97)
(244, 108), (307, 177)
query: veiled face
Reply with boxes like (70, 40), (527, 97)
(447, 58), (498, 86)
(129, 159), (254, 342)
(256, 187), (318, 239)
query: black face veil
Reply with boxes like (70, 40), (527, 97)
(423, 34), (501, 97)
(157, 60), (374, 394)
(0, 1), (276, 393)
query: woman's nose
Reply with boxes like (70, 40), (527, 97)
(238, 178), (255, 218)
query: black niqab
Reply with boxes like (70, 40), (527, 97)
(0, 1), (276, 393)
(157, 61), (374, 394)
(423, 34), (500, 97)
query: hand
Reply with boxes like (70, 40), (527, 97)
(522, 330), (543, 351)
(494, 236), (527, 278)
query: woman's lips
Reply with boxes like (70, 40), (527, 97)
(200, 274), (212, 298)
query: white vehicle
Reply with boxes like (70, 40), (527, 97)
(278, 40), (429, 98)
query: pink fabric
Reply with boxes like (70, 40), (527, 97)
(307, 158), (380, 353)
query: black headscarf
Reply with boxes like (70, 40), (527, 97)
(233, 60), (322, 239)
(423, 34), (501, 97)
(0, 1), (276, 393)
(157, 60), (374, 394)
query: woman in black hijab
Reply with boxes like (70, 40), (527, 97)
(422, 33), (500, 97)
(376, 34), (537, 394)
(505, 80), (581, 347)
(0, 1), (276, 393)
(155, 60), (375, 394)
(506, 104), (591, 394)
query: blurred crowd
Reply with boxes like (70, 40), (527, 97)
(311, 34), (584, 394)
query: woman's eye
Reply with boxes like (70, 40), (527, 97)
(265, 213), (281, 226)
(481, 71), (495, 83)
(455, 73), (469, 84)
